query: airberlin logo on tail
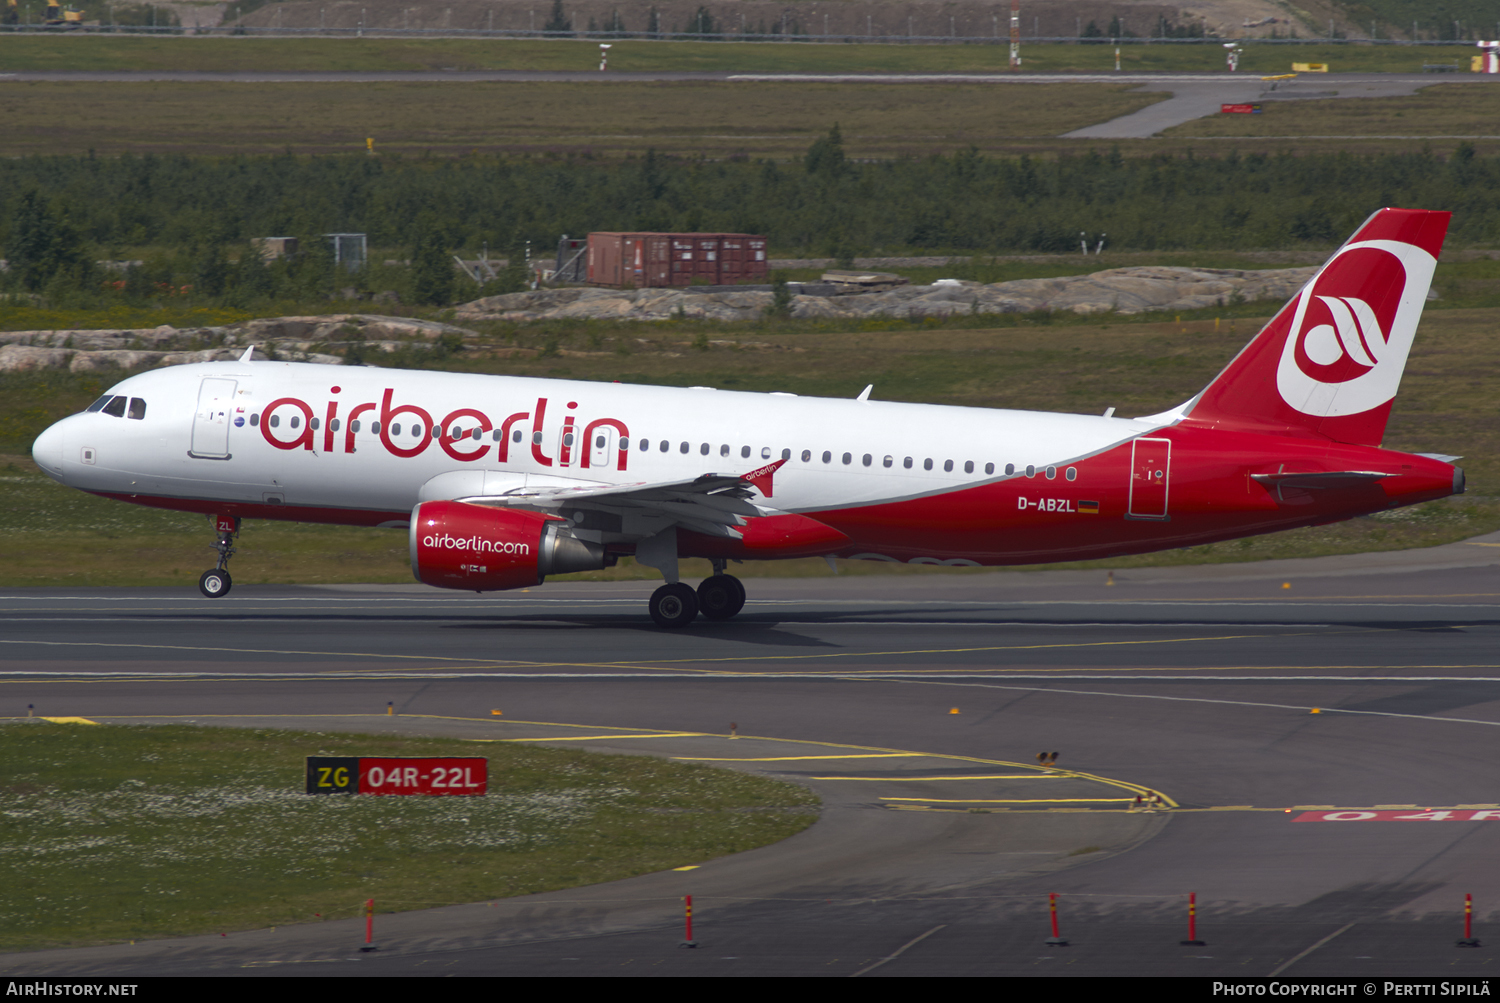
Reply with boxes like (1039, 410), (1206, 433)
(1275, 239), (1436, 418)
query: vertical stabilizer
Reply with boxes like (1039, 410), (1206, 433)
(1181, 208), (1450, 446)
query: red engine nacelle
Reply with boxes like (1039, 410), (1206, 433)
(410, 500), (608, 592)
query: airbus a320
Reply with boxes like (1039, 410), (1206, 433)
(30, 209), (1463, 626)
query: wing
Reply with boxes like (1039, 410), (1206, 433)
(454, 461), (788, 541)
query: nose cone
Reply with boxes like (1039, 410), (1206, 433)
(31, 420), (68, 483)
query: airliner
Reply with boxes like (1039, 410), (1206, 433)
(30, 209), (1463, 626)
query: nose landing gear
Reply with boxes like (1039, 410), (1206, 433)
(198, 514), (239, 598)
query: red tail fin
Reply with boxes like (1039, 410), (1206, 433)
(1181, 208), (1450, 446)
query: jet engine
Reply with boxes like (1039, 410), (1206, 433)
(410, 500), (609, 591)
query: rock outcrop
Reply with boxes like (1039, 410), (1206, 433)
(0, 314), (477, 373)
(455, 266), (1320, 324)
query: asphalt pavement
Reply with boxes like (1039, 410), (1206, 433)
(3, 534), (1500, 976)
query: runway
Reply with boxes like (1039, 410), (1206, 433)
(4, 543), (1500, 976)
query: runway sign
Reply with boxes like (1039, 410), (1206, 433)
(305, 757), (488, 795)
(1294, 809), (1500, 822)
(1221, 104), (1262, 114)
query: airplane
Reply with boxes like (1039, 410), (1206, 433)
(30, 208), (1464, 627)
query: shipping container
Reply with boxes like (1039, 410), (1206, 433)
(555, 235), (588, 283)
(586, 232), (767, 288)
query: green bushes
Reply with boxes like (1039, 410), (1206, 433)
(2, 142), (1499, 311)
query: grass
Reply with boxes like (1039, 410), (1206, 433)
(6, 296), (1500, 587)
(1167, 82), (1500, 138)
(0, 721), (818, 951)
(0, 80), (1163, 158)
(0, 36), (1484, 75)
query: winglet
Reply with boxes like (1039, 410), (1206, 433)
(741, 458), (787, 498)
(238, 345), (256, 363)
(856, 384), (873, 402)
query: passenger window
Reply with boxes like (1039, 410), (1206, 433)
(413, 425), (423, 438)
(679, 442), (689, 454)
(269, 414), (280, 428)
(985, 462), (994, 475)
(943, 460), (954, 472)
(331, 419), (341, 432)
(351, 420), (360, 432)
(761, 447), (772, 459)
(290, 416), (301, 429)
(883, 456), (893, 468)
(922, 458), (932, 471)
(903, 457), (913, 469)
(1046, 466), (1057, 480)
(102, 396), (127, 418)
(660, 440), (669, 452)
(491, 429), (501, 441)
(371, 421), (381, 434)
(309, 417), (319, 430)
(720, 444), (730, 456)
(85, 395), (112, 412)
(596, 435), (606, 448)
(842, 452), (852, 465)
(1066, 466), (1078, 481)
(862, 454), (872, 466)
(128, 398), (146, 420)
(473, 428), (482, 441)
(964, 460), (974, 474)
(251, 414), (260, 427)
(1026, 465), (1036, 477)
(392, 423), (402, 436)
(1005, 463), (1015, 476)
(822, 451), (832, 464)
(699, 443), (709, 455)
(741, 446), (751, 459)
(563, 432), (575, 447)
(801, 449), (812, 462)
(781, 448), (791, 460)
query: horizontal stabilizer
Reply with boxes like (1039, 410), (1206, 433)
(1250, 470), (1391, 489)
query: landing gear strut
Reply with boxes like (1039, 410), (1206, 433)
(199, 514), (239, 598)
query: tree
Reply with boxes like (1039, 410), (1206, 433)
(409, 221), (454, 306)
(804, 124), (846, 178)
(6, 192), (86, 293)
(543, 0), (572, 36)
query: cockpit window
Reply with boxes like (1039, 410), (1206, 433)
(85, 395), (113, 413)
(101, 396), (128, 418)
(128, 398), (147, 420)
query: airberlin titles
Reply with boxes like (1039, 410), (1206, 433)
(256, 388), (632, 470)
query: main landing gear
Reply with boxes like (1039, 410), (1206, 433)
(648, 560), (747, 628)
(198, 514), (239, 598)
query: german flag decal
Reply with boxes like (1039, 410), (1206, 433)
(1078, 500), (1100, 514)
